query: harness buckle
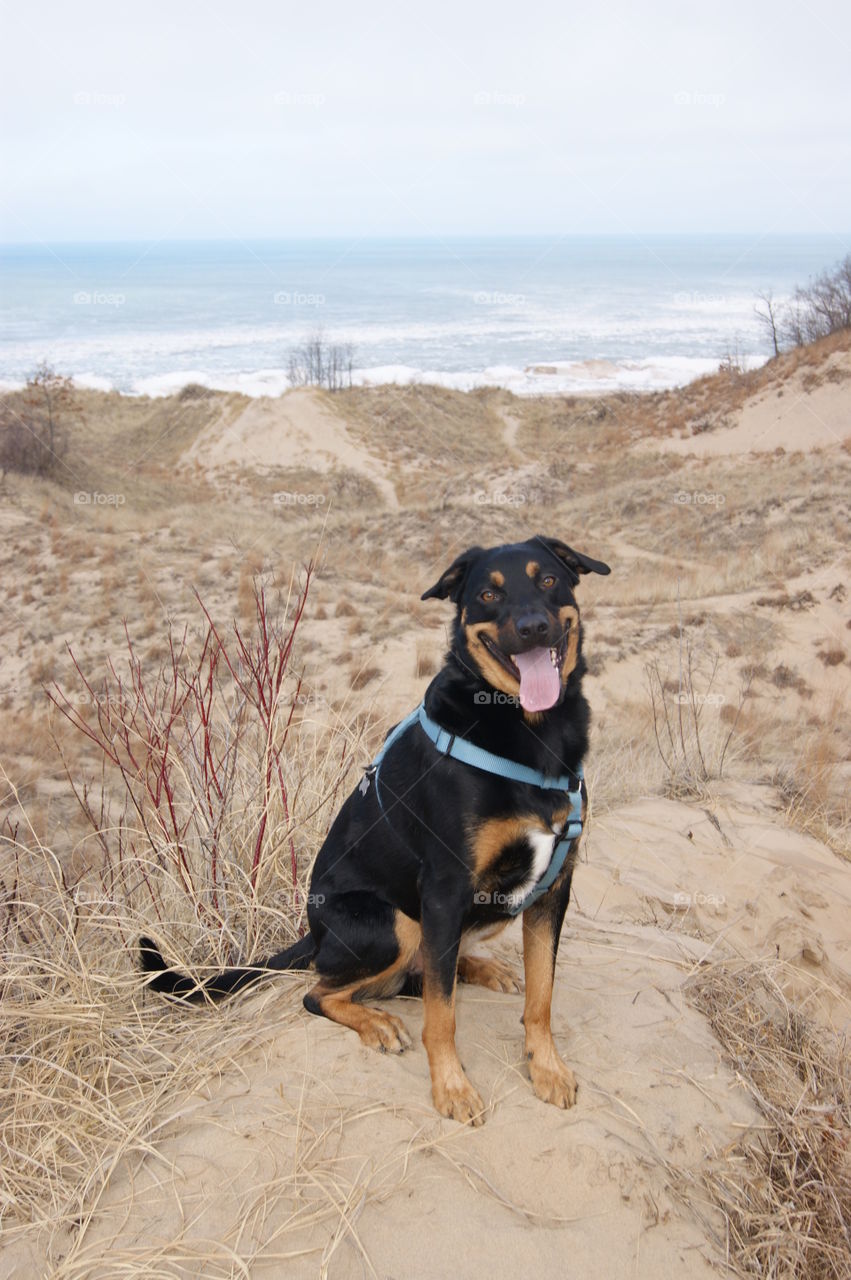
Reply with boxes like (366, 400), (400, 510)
(358, 766), (376, 797)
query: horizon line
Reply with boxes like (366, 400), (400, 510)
(2, 230), (850, 250)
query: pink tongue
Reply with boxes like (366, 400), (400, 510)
(512, 647), (560, 712)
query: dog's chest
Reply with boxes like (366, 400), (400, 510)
(470, 804), (577, 912)
(495, 826), (562, 910)
(523, 830), (558, 891)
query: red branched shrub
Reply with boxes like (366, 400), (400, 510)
(46, 567), (355, 962)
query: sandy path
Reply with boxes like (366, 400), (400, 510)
(498, 407), (522, 449)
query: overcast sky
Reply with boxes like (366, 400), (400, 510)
(2, 0), (850, 242)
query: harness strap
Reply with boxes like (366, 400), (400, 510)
(359, 705), (423, 822)
(417, 704), (582, 792)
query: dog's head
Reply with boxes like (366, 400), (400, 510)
(422, 536), (610, 712)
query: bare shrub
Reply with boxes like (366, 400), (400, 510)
(787, 255), (851, 345)
(718, 335), (748, 378)
(0, 362), (81, 477)
(287, 330), (355, 392)
(45, 568), (356, 957)
(646, 602), (754, 796)
(758, 255), (851, 354)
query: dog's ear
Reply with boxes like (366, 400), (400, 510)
(421, 546), (484, 602)
(535, 535), (611, 580)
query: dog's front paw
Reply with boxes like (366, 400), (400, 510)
(358, 1011), (412, 1054)
(432, 1073), (486, 1125)
(528, 1054), (577, 1109)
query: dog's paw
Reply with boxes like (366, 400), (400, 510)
(457, 954), (522, 993)
(432, 1074), (486, 1125)
(529, 1055), (577, 1109)
(358, 1012), (412, 1054)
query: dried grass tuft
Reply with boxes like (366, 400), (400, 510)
(685, 962), (851, 1280)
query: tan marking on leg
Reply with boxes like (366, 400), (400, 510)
(306, 911), (421, 1054)
(525, 559), (540, 578)
(457, 953), (521, 992)
(422, 973), (485, 1125)
(394, 911), (423, 956)
(522, 911), (577, 1108)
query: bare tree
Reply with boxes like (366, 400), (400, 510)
(754, 290), (781, 358)
(0, 362), (81, 477)
(797, 254), (851, 337)
(767, 254), (851, 352)
(287, 330), (355, 393)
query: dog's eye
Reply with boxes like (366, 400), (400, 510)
(540, 574), (556, 589)
(479, 588), (498, 604)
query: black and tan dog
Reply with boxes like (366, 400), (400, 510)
(140, 534), (610, 1124)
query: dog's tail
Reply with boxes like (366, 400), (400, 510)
(139, 933), (317, 1002)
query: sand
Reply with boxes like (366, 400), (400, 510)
(7, 777), (846, 1279)
(182, 388), (399, 507)
(659, 349), (851, 455)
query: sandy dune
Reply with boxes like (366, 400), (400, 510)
(660, 350), (851, 455)
(182, 388), (399, 507)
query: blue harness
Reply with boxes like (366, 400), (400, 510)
(359, 702), (584, 916)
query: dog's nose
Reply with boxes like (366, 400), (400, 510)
(515, 611), (550, 640)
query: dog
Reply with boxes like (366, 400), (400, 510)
(140, 534), (610, 1124)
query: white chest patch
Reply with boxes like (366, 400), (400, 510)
(503, 830), (557, 910)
